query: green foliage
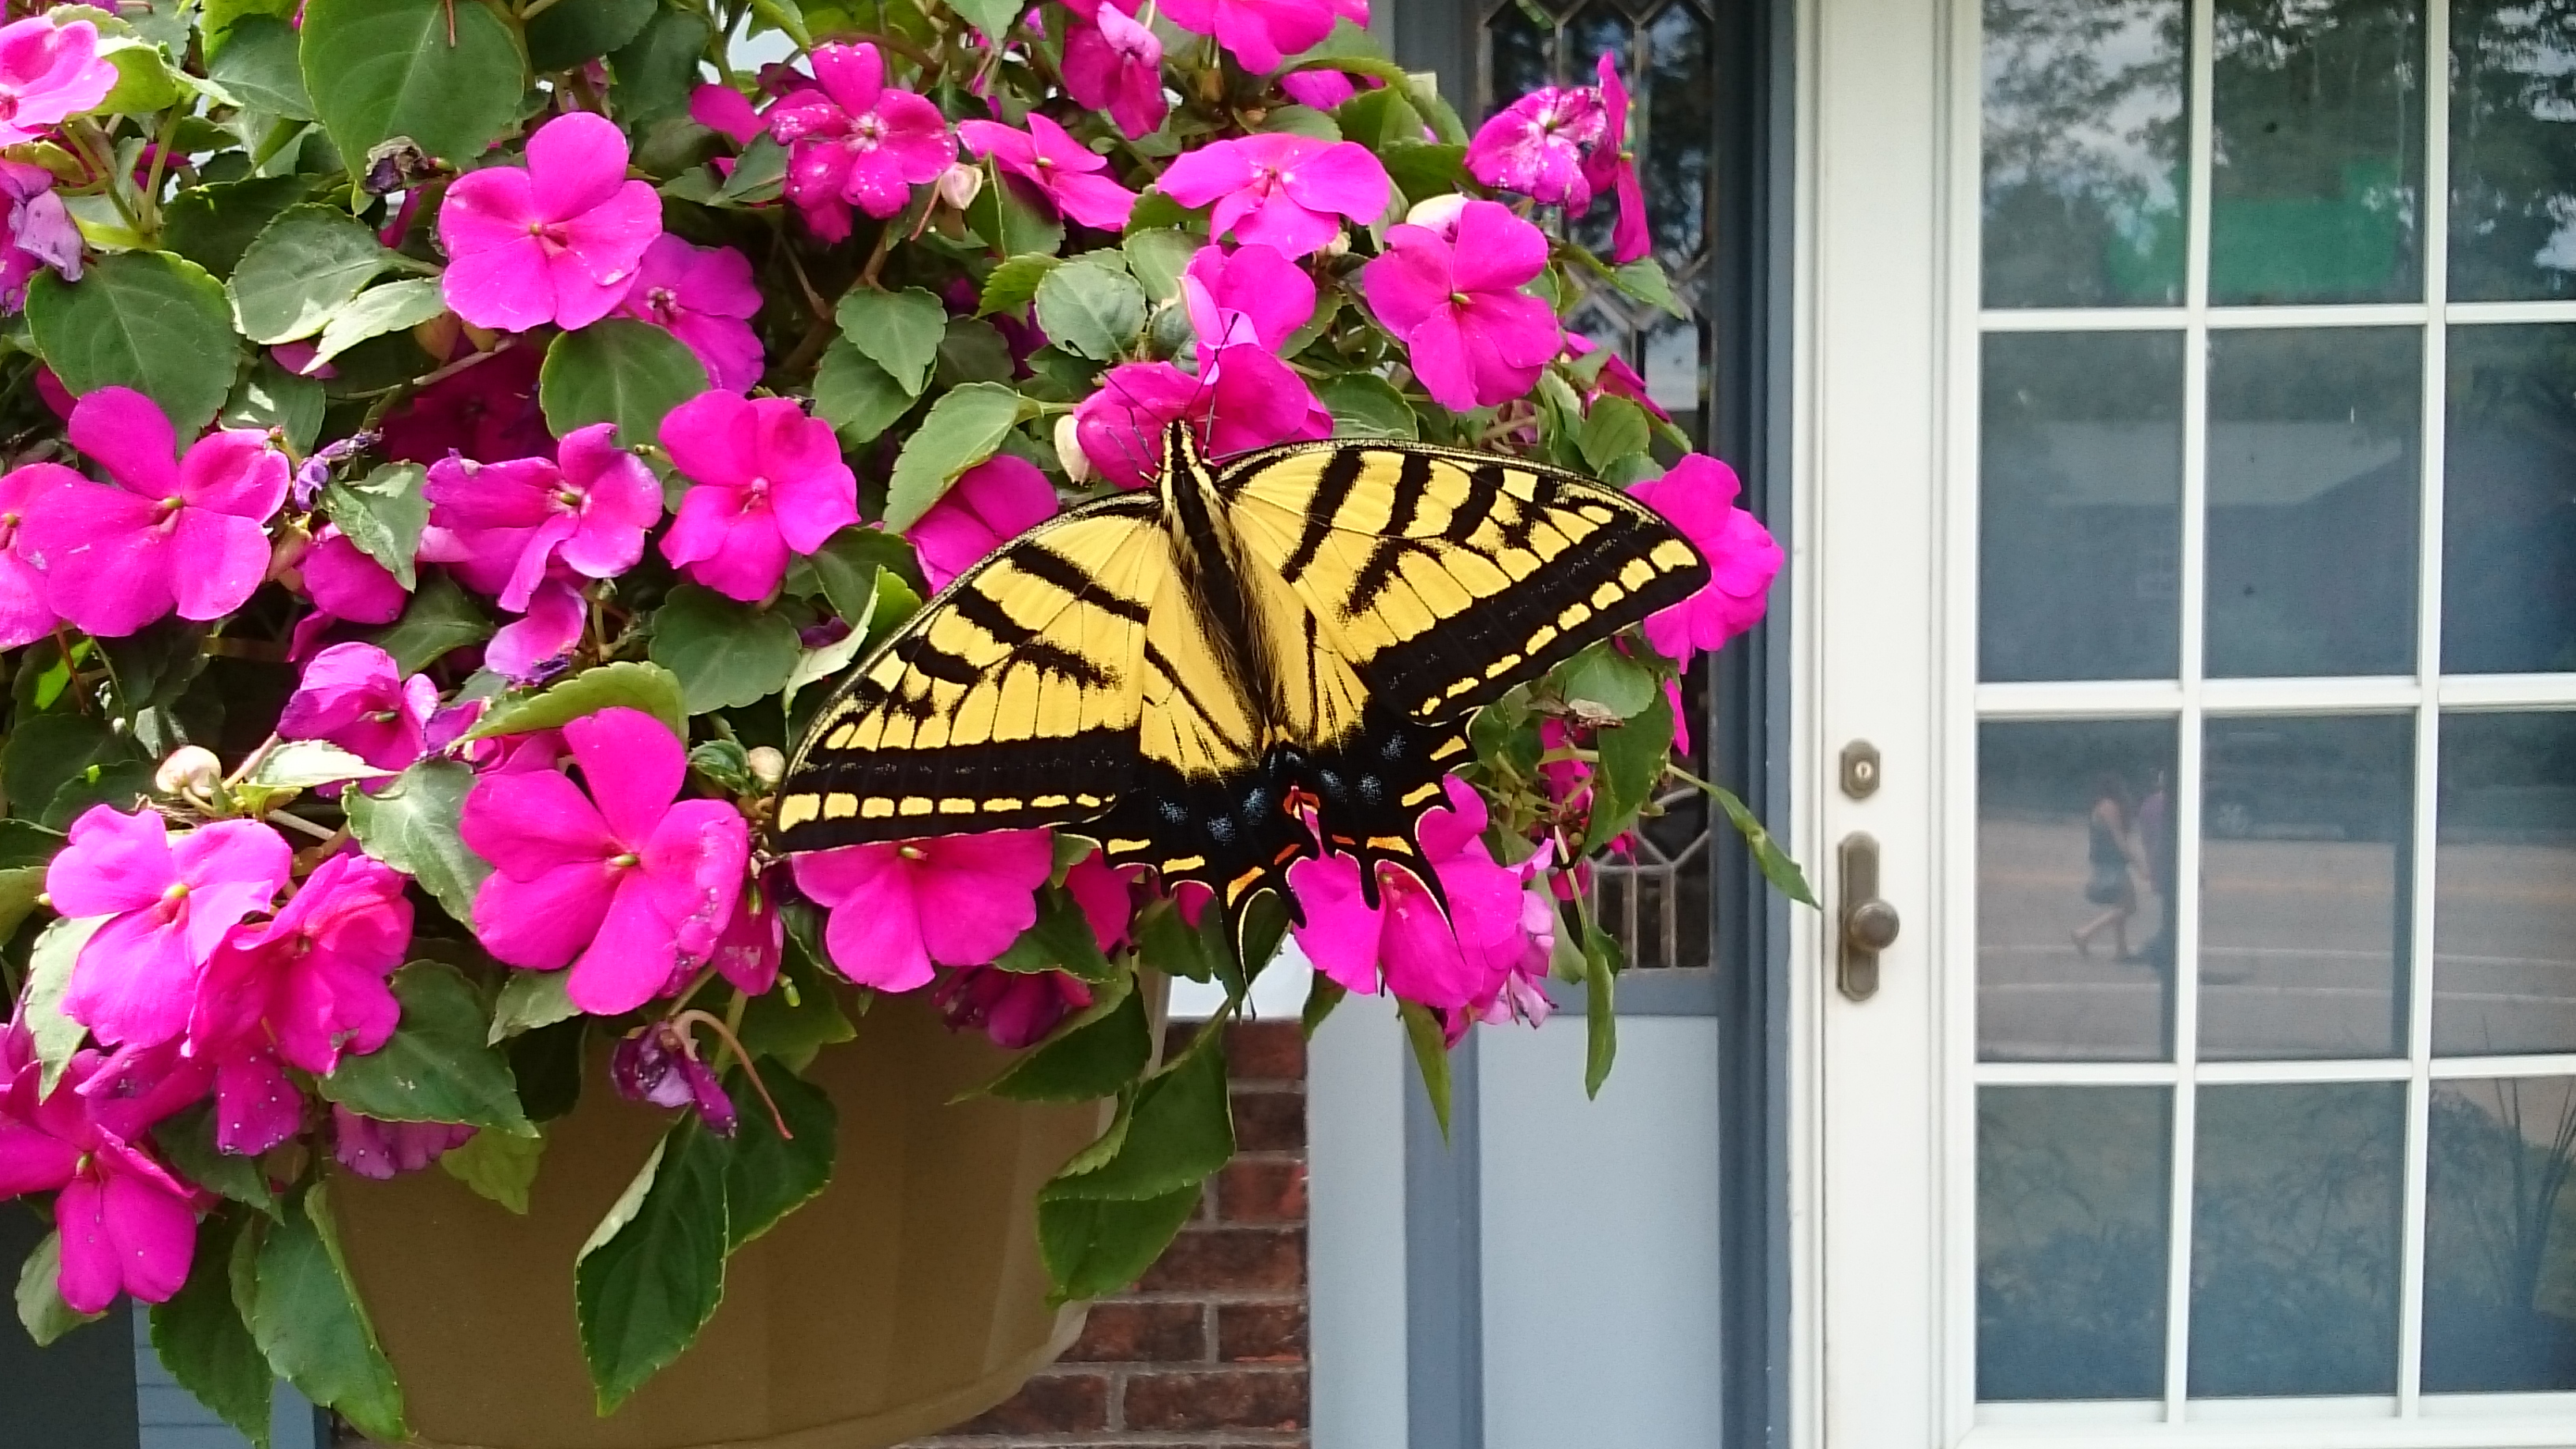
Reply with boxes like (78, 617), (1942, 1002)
(321, 462), (429, 588)
(318, 961), (534, 1135)
(152, 1218), (275, 1447)
(464, 660), (689, 742)
(882, 382), (1025, 530)
(650, 586), (801, 714)
(28, 250), (238, 432)
(343, 760), (492, 923)
(16, 1231), (101, 1347)
(298, 0), (526, 165)
(229, 204), (410, 344)
(1034, 252), (1147, 361)
(979, 973), (1153, 1103)
(248, 1187), (409, 1444)
(835, 287), (949, 398)
(441, 1125), (547, 1215)
(541, 320), (713, 448)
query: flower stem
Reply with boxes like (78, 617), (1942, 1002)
(674, 1008), (793, 1138)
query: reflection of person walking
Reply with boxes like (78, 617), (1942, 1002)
(2072, 773), (2144, 960)
(2135, 769), (2173, 968)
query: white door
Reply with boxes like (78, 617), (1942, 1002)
(1808, 0), (2576, 1443)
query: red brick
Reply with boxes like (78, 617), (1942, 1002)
(1135, 1226), (1305, 1294)
(1231, 1088), (1305, 1151)
(1219, 1302), (1309, 1363)
(1121, 1368), (1309, 1431)
(1225, 1020), (1305, 1080)
(934, 1369), (1110, 1435)
(1065, 1300), (1208, 1362)
(1217, 1159), (1308, 1222)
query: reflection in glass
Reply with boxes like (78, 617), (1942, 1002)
(1642, 3), (1713, 269)
(1982, 332), (2184, 681)
(1979, 720), (2178, 1062)
(2443, 326), (2576, 674)
(2211, 0), (2424, 305)
(2423, 1077), (2576, 1392)
(2199, 714), (2412, 1060)
(1979, 1086), (2171, 1401)
(2205, 329), (2421, 679)
(2434, 712), (2576, 1056)
(2188, 1082), (2406, 1397)
(1982, 0), (2188, 308)
(2449, 2), (2576, 301)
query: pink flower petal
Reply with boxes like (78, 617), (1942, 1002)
(461, 767), (615, 878)
(565, 706), (686, 846)
(567, 871), (686, 1014)
(66, 387), (177, 496)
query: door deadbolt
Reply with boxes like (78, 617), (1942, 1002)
(1838, 831), (1900, 1001)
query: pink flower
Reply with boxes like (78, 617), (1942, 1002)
(331, 1107), (471, 1180)
(422, 423), (660, 612)
(1063, 2), (1167, 140)
(934, 967), (1091, 1050)
(461, 707), (751, 1016)
(1563, 332), (1664, 421)
(1286, 777), (1541, 1010)
(277, 642), (438, 774)
(905, 455), (1056, 591)
(0, 160), (79, 310)
(1182, 242), (1314, 354)
(1278, 68), (1358, 110)
(1630, 455), (1780, 666)
(17, 388), (288, 638)
(0, 461), (70, 650)
(689, 83), (764, 147)
(611, 1020), (736, 1136)
(1159, 0), (1337, 73)
(658, 390), (859, 602)
(1065, 852), (1136, 953)
(297, 526), (406, 625)
(1073, 358), (1327, 489)
(436, 112), (664, 332)
(1582, 55), (1649, 264)
(789, 831), (1054, 994)
(0, 1041), (203, 1314)
(616, 237), (765, 392)
(380, 346), (550, 466)
(484, 573), (586, 683)
(1466, 84), (1606, 210)
(957, 114), (1138, 232)
(188, 853), (411, 1156)
(1362, 199), (1559, 411)
(1155, 133), (1387, 257)
(46, 806), (292, 1050)
(0, 17), (117, 147)
(711, 869), (783, 996)
(767, 43), (953, 235)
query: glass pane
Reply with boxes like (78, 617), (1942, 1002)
(2424, 1076), (2576, 1392)
(1978, 1086), (2172, 1401)
(2188, 1082), (2406, 1397)
(1981, 0), (2188, 307)
(2448, 2), (2576, 301)
(1979, 719), (2180, 1062)
(2434, 711), (2576, 1056)
(1981, 331), (2185, 682)
(2205, 328), (2422, 680)
(1485, 0), (1555, 107)
(2442, 324), (2576, 674)
(2210, 0), (2425, 306)
(1639, 2), (1713, 270)
(2200, 714), (2413, 1060)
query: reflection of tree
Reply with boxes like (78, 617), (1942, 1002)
(2442, 326), (2576, 672)
(1978, 1087), (2170, 1400)
(2422, 1080), (2576, 1391)
(1983, 0), (2188, 306)
(2451, 1), (2576, 300)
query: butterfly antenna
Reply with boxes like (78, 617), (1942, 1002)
(1099, 367), (1157, 485)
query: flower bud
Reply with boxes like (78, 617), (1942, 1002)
(937, 162), (983, 211)
(1323, 228), (1351, 257)
(155, 745), (221, 798)
(747, 746), (786, 788)
(1054, 414), (1092, 486)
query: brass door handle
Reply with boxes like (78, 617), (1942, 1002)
(1838, 832), (1899, 1001)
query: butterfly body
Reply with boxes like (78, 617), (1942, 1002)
(773, 421), (1709, 945)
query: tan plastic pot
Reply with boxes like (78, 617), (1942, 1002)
(328, 988), (1130, 1449)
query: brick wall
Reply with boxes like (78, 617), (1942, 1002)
(900, 1019), (1312, 1449)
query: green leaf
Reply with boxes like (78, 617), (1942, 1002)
(163, 174), (315, 281)
(1378, 140), (1468, 208)
(151, 1218), (274, 1448)
(245, 739), (391, 790)
(1333, 84), (1425, 149)
(981, 974), (1151, 1103)
(310, 278), (447, 368)
(204, 0), (300, 52)
(0, 866), (49, 943)
(1320, 373), (1417, 440)
(319, 961), (533, 1135)
(300, 0), (529, 166)
(26, 250), (238, 433)
(21, 916), (99, 1099)
(152, 1105), (280, 1217)
(526, 0), (657, 69)
(464, 660), (689, 743)
(1398, 999), (1451, 1137)
(1034, 253), (1147, 363)
(718, 134), (788, 201)
(441, 1123), (545, 1215)
(6, 713), (122, 826)
(1582, 686), (1673, 857)
(967, 170), (1065, 257)
(320, 460), (429, 590)
(991, 886), (1118, 983)
(834, 287), (948, 399)
(1556, 642), (1658, 719)
(249, 1186), (409, 1444)
(882, 383), (1024, 531)
(935, 316), (1015, 388)
(1582, 922), (1620, 1096)
(1121, 229), (1199, 301)
(813, 339), (914, 447)
(207, 13), (313, 119)
(229, 204), (405, 345)
(342, 759), (491, 923)
(223, 355), (327, 455)
(1698, 777), (1818, 908)
(946, 0), (1020, 39)
(509, 1018), (588, 1121)
(541, 319), (710, 449)
(608, 8), (716, 122)
(1035, 1186), (1200, 1305)
(1133, 894), (1217, 984)
(489, 968), (580, 1043)
(978, 253), (1061, 316)
(575, 1124), (729, 1413)
(650, 585), (800, 714)
(1301, 973), (1346, 1039)
(1044, 1032), (1233, 1203)
(736, 949), (856, 1067)
(371, 574), (492, 674)
(1608, 258), (1688, 320)
(16, 1231), (100, 1347)
(1578, 395), (1652, 474)
(807, 526), (925, 622)
(721, 1064), (837, 1252)
(91, 36), (186, 115)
